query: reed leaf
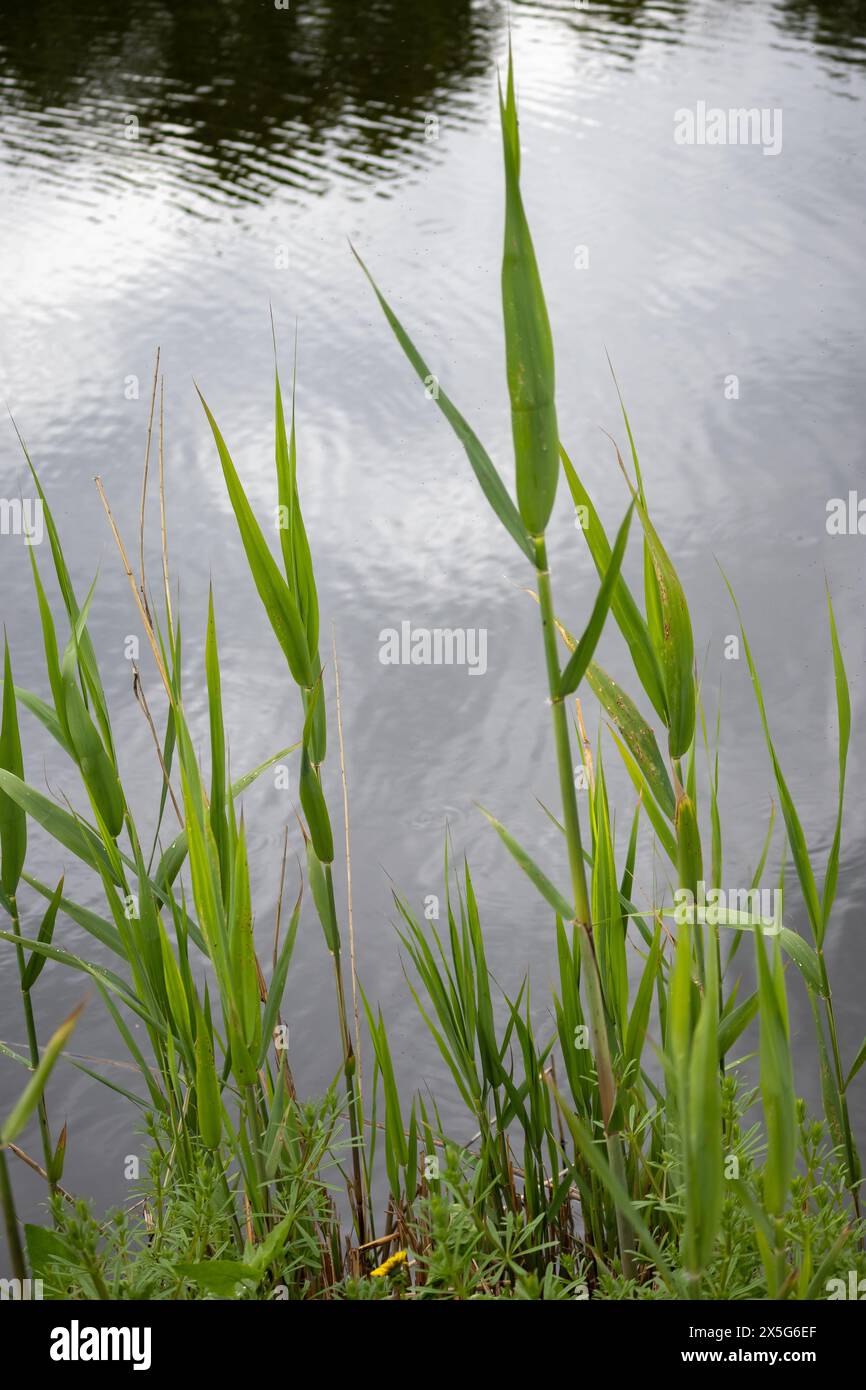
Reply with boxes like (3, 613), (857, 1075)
(755, 929), (796, 1218)
(0, 771), (119, 882)
(259, 887), (302, 1067)
(6, 683), (71, 760)
(719, 566), (822, 942)
(352, 246), (533, 563)
(613, 440), (695, 758)
(559, 503), (634, 698)
(608, 729), (677, 864)
(61, 661), (125, 838)
(307, 841), (339, 956)
(20, 876), (64, 991)
(561, 445), (667, 721)
(194, 999), (223, 1151)
(821, 583), (849, 940)
(1, 1001), (83, 1145)
(685, 932), (723, 1277)
(499, 49), (559, 537)
(477, 805), (573, 921)
(197, 387), (313, 689)
(0, 640), (26, 897)
(718, 989), (759, 1058)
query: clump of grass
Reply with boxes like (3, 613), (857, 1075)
(23, 1079), (865, 1301)
(1, 46), (863, 1300)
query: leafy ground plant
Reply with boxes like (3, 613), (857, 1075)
(1, 48), (863, 1299)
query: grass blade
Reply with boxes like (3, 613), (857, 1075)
(559, 503), (634, 697)
(0, 639), (26, 897)
(352, 245), (533, 563)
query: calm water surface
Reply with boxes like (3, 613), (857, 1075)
(1, 0), (865, 1252)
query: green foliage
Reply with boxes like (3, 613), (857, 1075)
(2, 44), (862, 1303)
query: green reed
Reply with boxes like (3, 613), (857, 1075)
(0, 47), (863, 1299)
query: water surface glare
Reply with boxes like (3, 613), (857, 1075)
(1, 0), (865, 1247)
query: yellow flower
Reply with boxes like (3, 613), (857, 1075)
(369, 1249), (408, 1278)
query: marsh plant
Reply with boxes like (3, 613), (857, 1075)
(1, 52), (863, 1300)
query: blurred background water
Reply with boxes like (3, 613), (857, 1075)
(1, 0), (865, 1260)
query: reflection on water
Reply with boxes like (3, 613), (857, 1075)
(775, 0), (866, 70)
(0, 0), (691, 217)
(1, 0), (865, 1257)
(2, 0), (864, 218)
(0, 0), (504, 210)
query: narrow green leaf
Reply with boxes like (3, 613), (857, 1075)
(27, 544), (67, 740)
(205, 586), (229, 890)
(61, 663), (125, 838)
(307, 842), (339, 956)
(259, 888), (302, 1067)
(821, 583), (849, 939)
(274, 328), (320, 669)
(778, 927), (826, 997)
(478, 805), (573, 920)
(638, 505), (695, 759)
(499, 51), (559, 536)
(755, 929), (795, 1218)
(175, 1261), (258, 1295)
(1, 1001), (84, 1144)
(0, 770), (119, 882)
(0, 639), (26, 896)
(719, 566), (822, 943)
(588, 663), (675, 820)
(21, 875), (64, 990)
(675, 791), (703, 900)
(194, 1000), (222, 1151)
(718, 989), (759, 1058)
(299, 750), (332, 863)
(197, 387), (313, 688)
(623, 923), (661, 1077)
(611, 434), (695, 757)
(845, 1034), (866, 1090)
(608, 728), (677, 864)
(18, 438), (114, 756)
(561, 445), (667, 721)
(686, 934), (723, 1274)
(559, 504), (634, 697)
(229, 820), (260, 1056)
(155, 742), (299, 890)
(6, 683), (72, 759)
(352, 245), (534, 563)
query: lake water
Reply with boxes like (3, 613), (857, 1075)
(1, 0), (865, 1253)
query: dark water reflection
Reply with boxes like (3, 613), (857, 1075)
(775, 0), (866, 71)
(0, 0), (503, 210)
(1, 0), (865, 1262)
(3, 1), (864, 218)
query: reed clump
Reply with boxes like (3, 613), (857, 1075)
(1, 50), (863, 1300)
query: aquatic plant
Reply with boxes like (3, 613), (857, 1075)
(0, 49), (862, 1299)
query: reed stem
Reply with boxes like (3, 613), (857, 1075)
(326, 864), (368, 1247)
(9, 896), (55, 1195)
(534, 535), (635, 1279)
(816, 955), (862, 1223)
(0, 1146), (27, 1282)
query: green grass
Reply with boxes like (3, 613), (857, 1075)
(0, 47), (863, 1299)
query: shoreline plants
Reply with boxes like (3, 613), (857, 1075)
(0, 51), (863, 1299)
